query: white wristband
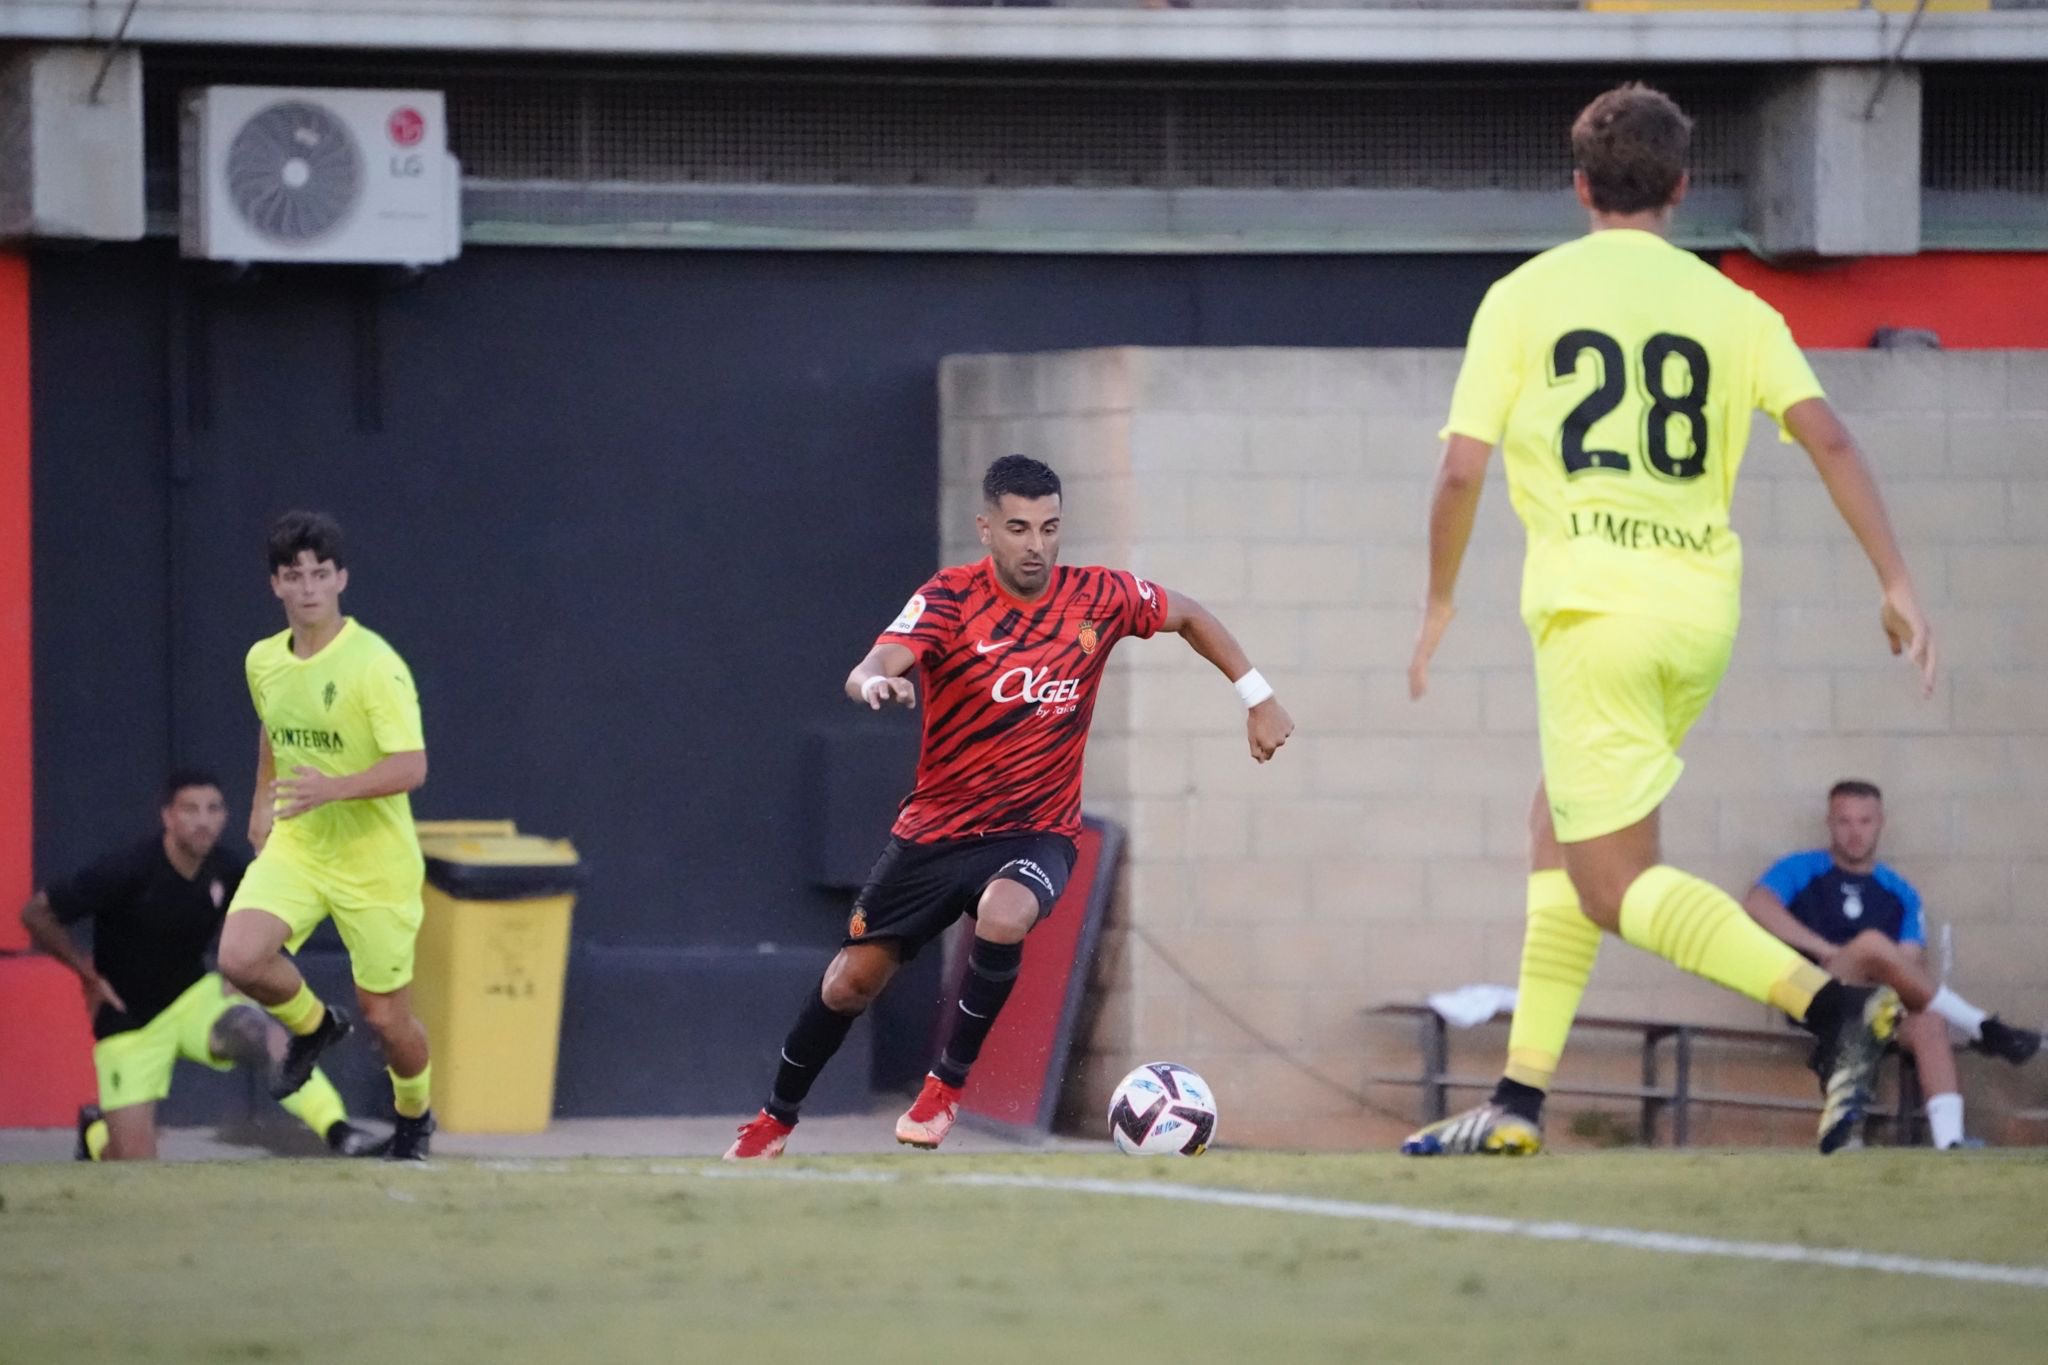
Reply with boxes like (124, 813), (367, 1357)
(860, 676), (892, 703)
(1233, 668), (1274, 710)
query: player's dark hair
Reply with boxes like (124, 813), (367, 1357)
(161, 768), (223, 806)
(1830, 779), (1883, 804)
(982, 455), (1062, 508)
(1571, 83), (1692, 215)
(267, 510), (347, 572)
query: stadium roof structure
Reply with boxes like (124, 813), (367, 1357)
(3, 0), (2048, 65)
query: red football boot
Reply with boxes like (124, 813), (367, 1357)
(723, 1110), (794, 1161)
(894, 1074), (963, 1149)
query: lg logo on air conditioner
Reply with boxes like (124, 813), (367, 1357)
(388, 106), (427, 177)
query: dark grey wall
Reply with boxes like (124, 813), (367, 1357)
(32, 242), (1519, 1118)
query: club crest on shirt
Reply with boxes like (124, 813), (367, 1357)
(323, 681), (338, 711)
(1076, 620), (1099, 655)
(210, 879), (225, 908)
(848, 906), (867, 938)
(1842, 883), (1864, 921)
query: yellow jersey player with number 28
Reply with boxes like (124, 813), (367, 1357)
(1403, 84), (1938, 1157)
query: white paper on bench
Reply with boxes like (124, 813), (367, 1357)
(1426, 983), (1519, 1029)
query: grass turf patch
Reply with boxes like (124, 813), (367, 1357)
(2, 1151), (2042, 1364)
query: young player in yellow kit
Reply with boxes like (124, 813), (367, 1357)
(216, 512), (437, 1160)
(1404, 85), (1937, 1156)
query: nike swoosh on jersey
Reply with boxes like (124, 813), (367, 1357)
(974, 640), (1013, 654)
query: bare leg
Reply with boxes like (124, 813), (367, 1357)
(1528, 778), (1565, 873)
(1561, 805), (1841, 1031)
(820, 941), (903, 1014)
(356, 983), (431, 1079)
(100, 1102), (158, 1161)
(216, 909), (304, 1007)
(1828, 930), (1935, 1012)
(1558, 808), (1663, 931)
(1901, 1010), (1961, 1105)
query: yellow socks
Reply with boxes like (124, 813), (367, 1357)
(389, 1063), (432, 1119)
(1618, 865), (1830, 1018)
(84, 1116), (109, 1161)
(267, 982), (327, 1037)
(1505, 870), (1604, 1091)
(279, 1067), (348, 1138)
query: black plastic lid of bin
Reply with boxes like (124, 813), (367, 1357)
(424, 855), (587, 901)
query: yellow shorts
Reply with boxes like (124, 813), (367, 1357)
(92, 973), (241, 1111)
(1531, 610), (1734, 844)
(229, 848), (425, 993)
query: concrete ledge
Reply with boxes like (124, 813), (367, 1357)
(3, 1), (2046, 64)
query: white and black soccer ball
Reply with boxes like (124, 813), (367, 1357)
(1107, 1061), (1217, 1156)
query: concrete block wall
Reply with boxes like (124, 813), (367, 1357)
(940, 347), (2048, 1150)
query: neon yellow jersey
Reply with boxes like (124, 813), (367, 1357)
(246, 618), (424, 877)
(1443, 229), (1825, 637)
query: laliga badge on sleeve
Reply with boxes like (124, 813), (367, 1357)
(887, 593), (927, 633)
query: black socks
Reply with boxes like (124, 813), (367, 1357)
(766, 989), (860, 1125)
(1490, 1077), (1548, 1126)
(930, 938), (1025, 1090)
(1799, 980), (1850, 1039)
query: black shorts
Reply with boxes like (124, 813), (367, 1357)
(844, 831), (1078, 961)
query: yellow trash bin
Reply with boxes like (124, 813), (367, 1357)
(413, 820), (584, 1133)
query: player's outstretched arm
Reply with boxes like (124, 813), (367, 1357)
(1158, 590), (1293, 763)
(273, 750), (428, 820)
(846, 642), (918, 711)
(1783, 398), (1937, 696)
(249, 725), (276, 853)
(1409, 434), (1493, 700)
(19, 891), (126, 1014)
(1740, 884), (1840, 966)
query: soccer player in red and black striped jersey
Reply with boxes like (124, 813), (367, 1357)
(725, 455), (1293, 1159)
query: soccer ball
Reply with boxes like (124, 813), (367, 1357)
(1107, 1061), (1217, 1156)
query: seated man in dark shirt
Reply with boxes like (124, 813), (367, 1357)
(19, 769), (377, 1160)
(1745, 779), (2039, 1150)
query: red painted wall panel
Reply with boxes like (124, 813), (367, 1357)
(0, 250), (85, 1129)
(0, 957), (96, 1128)
(957, 826), (1106, 1131)
(0, 250), (28, 953)
(1722, 251), (2048, 349)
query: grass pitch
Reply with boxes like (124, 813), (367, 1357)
(4, 1149), (2045, 1364)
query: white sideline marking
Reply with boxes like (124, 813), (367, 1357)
(449, 1161), (2048, 1290)
(939, 1174), (2048, 1291)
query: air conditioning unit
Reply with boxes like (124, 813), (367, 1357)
(181, 86), (460, 265)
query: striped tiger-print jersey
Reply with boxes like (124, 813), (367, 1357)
(877, 558), (1168, 841)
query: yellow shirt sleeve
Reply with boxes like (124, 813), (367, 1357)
(1441, 281), (1524, 446)
(244, 642), (265, 714)
(362, 653), (426, 754)
(1751, 301), (1826, 440)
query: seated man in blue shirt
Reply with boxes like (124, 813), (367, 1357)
(1746, 779), (2039, 1149)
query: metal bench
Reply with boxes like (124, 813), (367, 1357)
(1369, 1002), (1922, 1147)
